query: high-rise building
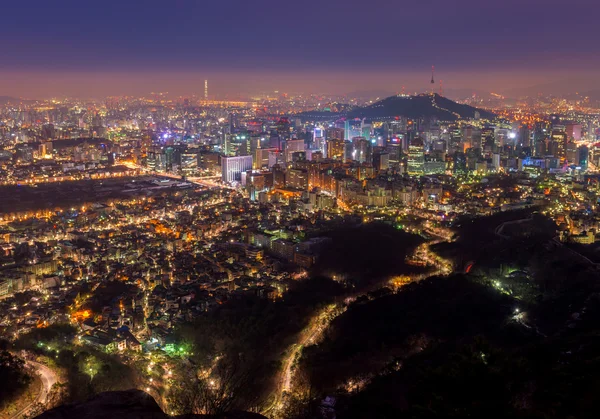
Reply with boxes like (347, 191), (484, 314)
(578, 145), (589, 170)
(254, 147), (276, 170)
(351, 137), (371, 163)
(453, 152), (467, 174)
(385, 136), (403, 168)
(566, 141), (578, 164)
(222, 155), (253, 183)
(325, 127), (344, 142)
(550, 127), (567, 160)
(283, 139), (305, 164)
(372, 151), (390, 173)
(287, 168), (309, 190)
(327, 138), (345, 160)
(407, 137), (425, 175)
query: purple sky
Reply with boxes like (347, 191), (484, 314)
(1, 0), (598, 98)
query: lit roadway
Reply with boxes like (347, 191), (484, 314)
(265, 229), (453, 417)
(265, 304), (341, 418)
(10, 361), (58, 419)
(120, 160), (234, 190)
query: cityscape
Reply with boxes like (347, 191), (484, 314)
(1, 1), (600, 419)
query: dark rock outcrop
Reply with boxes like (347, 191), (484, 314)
(34, 389), (266, 419)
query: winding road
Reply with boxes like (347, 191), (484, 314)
(10, 361), (57, 419)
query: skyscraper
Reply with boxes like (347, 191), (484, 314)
(327, 138), (345, 160)
(578, 145), (589, 170)
(550, 127), (567, 160)
(351, 137), (371, 163)
(407, 137), (425, 175)
(222, 155), (253, 183)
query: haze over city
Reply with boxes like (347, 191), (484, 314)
(1, 0), (599, 98)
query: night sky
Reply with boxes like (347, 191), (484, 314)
(1, 0), (598, 97)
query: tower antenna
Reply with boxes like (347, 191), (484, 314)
(430, 66), (435, 94)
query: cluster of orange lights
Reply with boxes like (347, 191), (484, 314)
(72, 310), (92, 320)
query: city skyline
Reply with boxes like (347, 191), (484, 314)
(2, 2), (600, 418)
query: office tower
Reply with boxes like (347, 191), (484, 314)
(225, 133), (250, 156)
(222, 155), (253, 183)
(327, 138), (345, 160)
(462, 125), (474, 149)
(290, 151), (306, 164)
(254, 147), (276, 170)
(578, 145), (588, 170)
(518, 125), (532, 149)
(550, 127), (567, 160)
(272, 164), (286, 188)
(198, 152), (220, 174)
(372, 151), (390, 173)
(180, 150), (199, 175)
(283, 139), (305, 164)
(361, 122), (372, 141)
(351, 137), (371, 163)
(38, 141), (53, 158)
(481, 127), (495, 153)
(313, 127), (324, 140)
(385, 137), (402, 168)
(286, 168), (309, 190)
(313, 136), (327, 155)
(268, 150), (285, 168)
(453, 152), (467, 174)
(565, 122), (582, 141)
(277, 117), (291, 140)
(204, 80), (208, 99)
(407, 137), (425, 175)
(245, 171), (266, 200)
(325, 127), (344, 142)
(566, 141), (578, 164)
(492, 153), (501, 170)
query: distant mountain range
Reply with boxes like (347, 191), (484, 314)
(298, 93), (494, 122)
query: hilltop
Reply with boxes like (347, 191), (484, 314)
(347, 93), (495, 121)
(297, 93), (494, 122)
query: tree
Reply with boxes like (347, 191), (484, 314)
(0, 350), (32, 409)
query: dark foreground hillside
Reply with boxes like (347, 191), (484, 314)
(34, 390), (266, 419)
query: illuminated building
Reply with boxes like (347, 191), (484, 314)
(351, 137), (371, 163)
(325, 127), (344, 142)
(283, 139), (305, 164)
(385, 136), (402, 167)
(481, 127), (495, 153)
(407, 137), (425, 175)
(180, 150), (199, 175)
(492, 153), (501, 170)
(221, 155), (253, 183)
(225, 133), (250, 156)
(254, 147), (276, 170)
(564, 122), (582, 141)
(550, 127), (567, 160)
(372, 151), (389, 173)
(38, 141), (53, 159)
(327, 138), (345, 160)
(566, 141), (578, 164)
(453, 152), (467, 174)
(578, 145), (588, 170)
(272, 164), (286, 188)
(245, 171), (266, 200)
(286, 168), (309, 190)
